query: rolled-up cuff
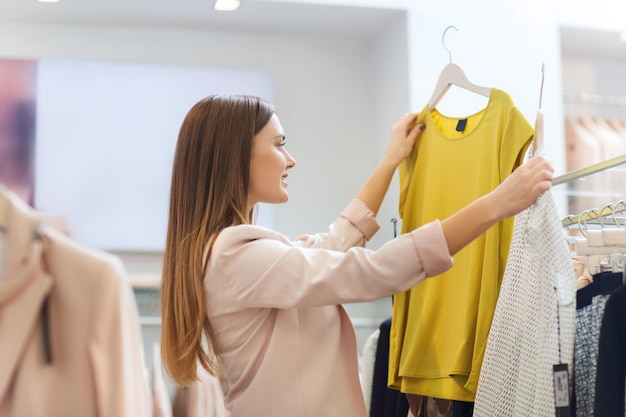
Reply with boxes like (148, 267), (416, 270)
(410, 220), (454, 277)
(339, 199), (380, 241)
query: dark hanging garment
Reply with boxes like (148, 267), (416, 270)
(593, 281), (626, 417)
(574, 271), (622, 416)
(370, 317), (409, 417)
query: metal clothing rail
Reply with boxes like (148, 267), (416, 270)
(561, 205), (625, 228)
(552, 153), (626, 186)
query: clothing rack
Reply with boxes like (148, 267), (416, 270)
(552, 153), (626, 186)
(562, 204), (626, 228)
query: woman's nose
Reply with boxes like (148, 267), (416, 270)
(285, 150), (296, 168)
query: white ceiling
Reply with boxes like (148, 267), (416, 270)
(0, 0), (624, 61)
(0, 0), (403, 39)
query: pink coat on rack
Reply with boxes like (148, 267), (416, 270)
(0, 188), (151, 417)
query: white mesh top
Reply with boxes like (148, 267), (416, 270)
(473, 190), (577, 416)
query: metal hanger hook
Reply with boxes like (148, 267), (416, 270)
(442, 25), (458, 64)
(613, 200), (626, 228)
(599, 203), (615, 228)
(578, 209), (592, 239)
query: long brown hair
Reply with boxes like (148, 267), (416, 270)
(161, 94), (275, 385)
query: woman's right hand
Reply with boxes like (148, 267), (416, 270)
(489, 155), (554, 220)
(440, 155), (554, 256)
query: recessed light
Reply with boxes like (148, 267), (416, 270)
(37, 0), (61, 3)
(214, 0), (240, 11)
(619, 31), (626, 42)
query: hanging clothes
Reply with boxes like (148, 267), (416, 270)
(370, 318), (409, 417)
(152, 343), (174, 417)
(360, 327), (380, 416)
(593, 281), (626, 416)
(0, 188), (150, 417)
(573, 271), (622, 417)
(473, 190), (577, 416)
(390, 88), (533, 401)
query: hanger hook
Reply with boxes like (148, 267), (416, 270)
(442, 25), (458, 64)
(613, 200), (626, 228)
(578, 209), (592, 239)
(584, 209), (599, 232)
(598, 204), (613, 228)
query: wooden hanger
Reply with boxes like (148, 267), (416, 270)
(600, 202), (626, 247)
(428, 26), (492, 110)
(532, 64), (545, 157)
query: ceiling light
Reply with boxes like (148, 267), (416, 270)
(619, 31), (626, 42)
(214, 0), (240, 11)
(37, 0), (61, 3)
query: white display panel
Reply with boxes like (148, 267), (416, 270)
(35, 58), (275, 252)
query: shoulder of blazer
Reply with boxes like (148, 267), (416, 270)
(42, 227), (128, 288)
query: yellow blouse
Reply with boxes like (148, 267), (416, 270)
(389, 88), (533, 401)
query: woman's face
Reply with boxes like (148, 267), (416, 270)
(248, 114), (296, 208)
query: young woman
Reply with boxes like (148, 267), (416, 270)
(160, 94), (553, 417)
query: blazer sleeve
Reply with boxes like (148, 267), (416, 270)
(209, 220), (453, 310)
(293, 199), (380, 251)
(88, 255), (151, 417)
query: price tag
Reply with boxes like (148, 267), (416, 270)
(553, 363), (571, 417)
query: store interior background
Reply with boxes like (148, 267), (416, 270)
(1, 0), (625, 381)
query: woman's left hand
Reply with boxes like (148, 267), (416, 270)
(382, 112), (425, 168)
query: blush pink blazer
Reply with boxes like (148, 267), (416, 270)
(204, 199), (453, 417)
(0, 189), (150, 417)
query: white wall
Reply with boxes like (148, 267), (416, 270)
(346, 12), (411, 347)
(0, 22), (394, 244)
(405, 1), (564, 171)
(554, 0), (626, 32)
(310, 0), (569, 212)
(367, 14), (411, 248)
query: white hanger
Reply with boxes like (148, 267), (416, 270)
(601, 202), (626, 247)
(428, 26), (492, 110)
(532, 64), (545, 157)
(572, 204), (626, 280)
(572, 209), (614, 256)
(580, 203), (626, 248)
